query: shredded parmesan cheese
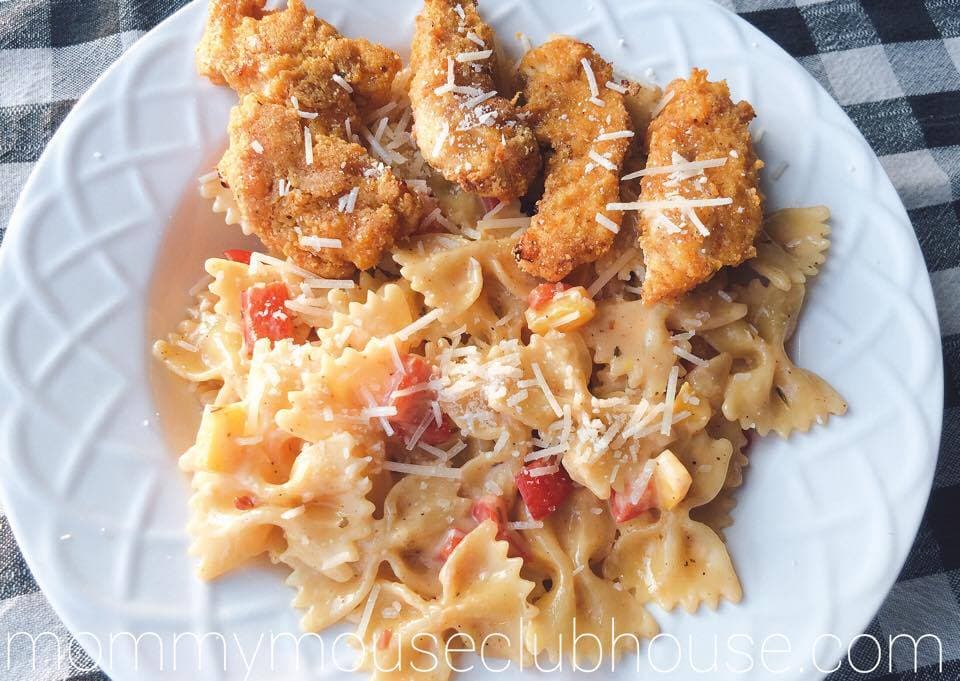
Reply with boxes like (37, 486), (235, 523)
(303, 278), (356, 289)
(299, 235), (342, 251)
(280, 505), (306, 520)
(581, 57), (600, 98)
(303, 126), (313, 166)
(331, 74), (354, 93)
(588, 150), (617, 171)
(357, 584), (381, 641)
(477, 216), (531, 231)
(622, 157), (727, 181)
(596, 130), (635, 141)
(396, 308), (443, 340)
(651, 88), (675, 117)
(506, 520), (544, 531)
(530, 363), (563, 418)
(528, 464), (559, 478)
(672, 346), (708, 367)
(588, 248), (638, 296)
(595, 213), (620, 234)
(686, 207), (711, 236)
(432, 122), (450, 157)
(463, 90), (497, 109)
(608, 197), (733, 211)
(660, 365), (680, 436)
(605, 80), (628, 94)
(456, 49), (493, 62)
(388, 336), (404, 373)
(383, 461), (462, 479)
(250, 140), (264, 154)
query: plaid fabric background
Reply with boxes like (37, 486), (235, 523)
(0, 0), (957, 679)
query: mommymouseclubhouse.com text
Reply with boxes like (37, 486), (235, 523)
(3, 621), (945, 677)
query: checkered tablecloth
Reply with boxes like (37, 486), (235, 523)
(0, 1), (957, 679)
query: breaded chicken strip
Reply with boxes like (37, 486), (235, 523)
(636, 69), (763, 303)
(219, 96), (424, 277)
(198, 0), (426, 276)
(197, 0), (400, 128)
(513, 37), (631, 281)
(410, 0), (540, 200)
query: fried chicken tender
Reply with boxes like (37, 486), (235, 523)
(197, 0), (401, 129)
(638, 69), (764, 303)
(410, 0), (541, 200)
(198, 0), (427, 277)
(513, 37), (631, 281)
(219, 96), (424, 277)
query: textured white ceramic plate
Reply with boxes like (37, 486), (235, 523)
(0, 0), (943, 679)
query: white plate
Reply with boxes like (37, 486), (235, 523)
(0, 0), (943, 679)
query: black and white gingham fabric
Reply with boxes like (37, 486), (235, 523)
(0, 1), (957, 680)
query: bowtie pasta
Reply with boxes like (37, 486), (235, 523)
(154, 1), (847, 676)
(154, 204), (845, 677)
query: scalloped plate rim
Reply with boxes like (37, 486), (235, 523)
(0, 0), (943, 679)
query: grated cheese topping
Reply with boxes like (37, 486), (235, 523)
(581, 57), (600, 99)
(299, 235), (343, 251)
(357, 583), (381, 641)
(660, 365), (680, 436)
(588, 150), (617, 171)
(302, 277), (356, 289)
(303, 126), (313, 166)
(396, 308), (443, 341)
(588, 248), (638, 296)
(463, 90), (497, 109)
(456, 49), (493, 62)
(622, 157), (727, 181)
(432, 122), (450, 157)
(595, 213), (620, 234)
(506, 520), (544, 531)
(596, 130), (635, 141)
(529, 464), (560, 478)
(383, 461), (462, 479)
(686, 207), (711, 236)
(672, 346), (708, 367)
(331, 74), (354, 93)
(477, 216), (531, 231)
(651, 88), (675, 117)
(608, 197), (733, 211)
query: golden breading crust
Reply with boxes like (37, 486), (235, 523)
(513, 37), (631, 281)
(197, 0), (401, 131)
(638, 69), (764, 303)
(409, 0), (541, 200)
(219, 96), (425, 277)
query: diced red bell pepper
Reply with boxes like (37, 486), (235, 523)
(435, 527), (466, 563)
(479, 197), (501, 213)
(471, 494), (509, 526)
(609, 477), (657, 523)
(516, 459), (575, 520)
(234, 495), (256, 511)
(388, 354), (455, 445)
(527, 282), (572, 311)
(223, 249), (253, 264)
(240, 282), (294, 352)
(470, 495), (526, 558)
(377, 629), (393, 651)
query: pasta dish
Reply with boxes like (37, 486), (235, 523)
(153, 0), (847, 676)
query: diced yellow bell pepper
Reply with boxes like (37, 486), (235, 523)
(652, 449), (693, 511)
(194, 402), (247, 473)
